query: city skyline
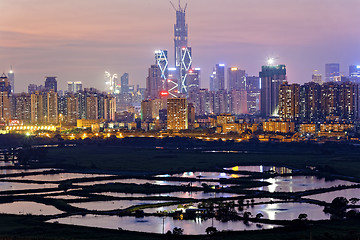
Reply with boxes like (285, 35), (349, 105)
(1, 0), (360, 92)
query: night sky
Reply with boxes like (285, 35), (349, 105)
(1, 0), (360, 92)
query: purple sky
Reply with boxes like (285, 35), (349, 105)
(1, 0), (360, 92)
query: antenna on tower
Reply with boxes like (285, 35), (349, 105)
(184, 3), (187, 12)
(179, 0), (181, 9)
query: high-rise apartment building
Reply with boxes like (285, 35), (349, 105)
(45, 77), (57, 92)
(47, 89), (58, 124)
(321, 82), (338, 118)
(246, 76), (261, 115)
(228, 67), (246, 91)
(0, 73), (11, 122)
(141, 100), (153, 122)
(338, 82), (358, 121)
(86, 93), (98, 120)
(66, 94), (78, 124)
(278, 82), (300, 121)
(260, 64), (286, 117)
(167, 98), (188, 131)
(13, 93), (31, 123)
(325, 63), (340, 82)
(31, 91), (44, 123)
(230, 90), (248, 115)
(300, 82), (321, 122)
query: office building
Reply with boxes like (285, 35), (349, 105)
(179, 47), (192, 94)
(167, 98), (188, 131)
(166, 67), (179, 98)
(325, 63), (340, 82)
(312, 70), (323, 85)
(8, 67), (14, 93)
(146, 65), (163, 100)
(121, 73), (129, 94)
(187, 68), (200, 93)
(173, 2), (188, 79)
(67, 82), (82, 93)
(45, 77), (57, 92)
(260, 64), (286, 117)
(228, 67), (246, 91)
(213, 64), (225, 91)
(155, 50), (169, 82)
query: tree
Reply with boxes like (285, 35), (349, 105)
(243, 211), (252, 220)
(255, 213), (264, 219)
(298, 213), (308, 221)
(205, 226), (217, 235)
(349, 198), (359, 205)
(330, 197), (348, 211)
(172, 227), (183, 235)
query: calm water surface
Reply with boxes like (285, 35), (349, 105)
(0, 201), (63, 215)
(305, 188), (360, 202)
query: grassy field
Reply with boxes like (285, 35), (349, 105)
(40, 143), (360, 179)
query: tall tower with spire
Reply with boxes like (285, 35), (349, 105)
(172, 1), (188, 72)
(171, 1), (192, 95)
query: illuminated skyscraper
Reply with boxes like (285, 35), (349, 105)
(0, 73), (11, 122)
(213, 64), (225, 91)
(179, 47), (192, 94)
(187, 68), (200, 93)
(13, 93), (31, 123)
(260, 64), (286, 117)
(246, 76), (261, 115)
(171, 1), (188, 76)
(47, 89), (58, 124)
(86, 93), (98, 120)
(67, 82), (82, 93)
(31, 91), (44, 123)
(8, 67), (14, 93)
(155, 50), (169, 83)
(105, 72), (117, 95)
(278, 82), (300, 121)
(228, 67), (246, 91)
(121, 73), (129, 94)
(167, 98), (188, 131)
(66, 94), (78, 124)
(325, 63), (340, 82)
(300, 82), (321, 122)
(146, 65), (163, 100)
(166, 68), (179, 98)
